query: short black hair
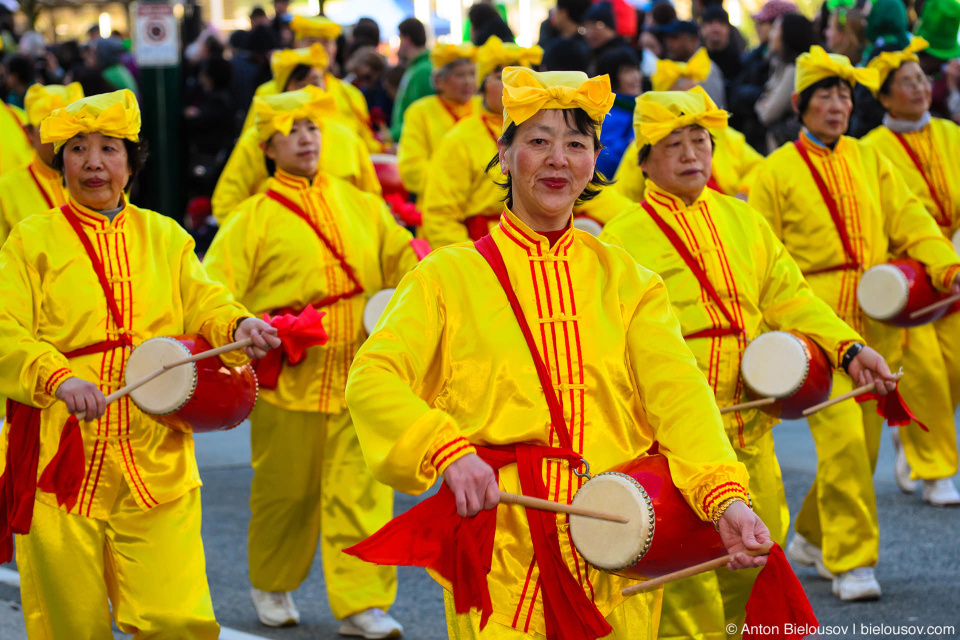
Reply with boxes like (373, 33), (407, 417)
(53, 137), (149, 191)
(779, 14), (815, 64)
(484, 108), (613, 204)
(557, 0), (593, 24)
(594, 47), (640, 93)
(473, 17), (516, 45)
(398, 17), (427, 48)
(284, 63), (315, 90)
(468, 3), (501, 29)
(200, 56), (232, 91)
(5, 54), (33, 86)
(249, 6), (267, 20)
(797, 76), (854, 116)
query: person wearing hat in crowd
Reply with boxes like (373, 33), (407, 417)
(396, 43), (480, 198)
(756, 13), (816, 152)
(749, 46), (960, 600)
(599, 85), (897, 640)
(914, 0), (960, 122)
(701, 6), (742, 88)
(204, 87), (416, 636)
(0, 88), (281, 638)
(0, 93), (32, 177)
(344, 66), (770, 639)
(212, 46), (380, 223)
(860, 38), (960, 506)
(582, 1), (634, 75)
(390, 18), (433, 142)
(658, 19), (727, 107)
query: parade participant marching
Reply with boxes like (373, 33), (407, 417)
(0, 89), (281, 639)
(749, 46), (960, 600)
(204, 88), (418, 637)
(397, 43), (480, 198)
(599, 86), (898, 639)
(0, 97), (32, 176)
(861, 38), (960, 506)
(213, 47), (381, 222)
(345, 67), (770, 639)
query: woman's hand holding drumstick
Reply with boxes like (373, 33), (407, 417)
(235, 317), (282, 358)
(847, 346), (898, 395)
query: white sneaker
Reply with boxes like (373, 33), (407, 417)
(922, 478), (960, 506)
(891, 430), (918, 494)
(786, 533), (834, 579)
(832, 567), (882, 601)
(250, 588), (300, 627)
(339, 608), (403, 639)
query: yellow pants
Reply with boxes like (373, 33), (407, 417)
(658, 430), (790, 640)
(16, 483), (218, 640)
(247, 401), (397, 619)
(794, 371), (883, 574)
(443, 587), (663, 639)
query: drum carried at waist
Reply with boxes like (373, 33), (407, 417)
(739, 331), (833, 419)
(568, 454), (726, 580)
(370, 154), (405, 198)
(857, 259), (949, 327)
(123, 335), (258, 434)
(363, 289), (396, 335)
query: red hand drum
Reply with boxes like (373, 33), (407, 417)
(568, 454), (726, 580)
(123, 335), (258, 434)
(857, 258), (949, 327)
(370, 154), (406, 198)
(363, 289), (396, 334)
(740, 331), (832, 419)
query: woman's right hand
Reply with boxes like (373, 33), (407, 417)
(55, 377), (107, 421)
(442, 453), (500, 517)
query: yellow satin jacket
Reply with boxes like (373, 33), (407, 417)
(0, 156), (68, 245)
(0, 104), (32, 176)
(397, 95), (481, 196)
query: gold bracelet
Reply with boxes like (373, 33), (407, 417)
(712, 497), (747, 531)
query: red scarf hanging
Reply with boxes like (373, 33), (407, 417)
(892, 132), (951, 227)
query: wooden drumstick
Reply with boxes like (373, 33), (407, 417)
(800, 371), (904, 417)
(719, 398), (777, 414)
(73, 338), (256, 421)
(622, 541), (775, 595)
(499, 492), (630, 524)
(909, 293), (960, 319)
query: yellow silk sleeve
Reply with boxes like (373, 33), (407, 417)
(211, 128), (269, 223)
(397, 102), (431, 196)
(420, 130), (477, 248)
(623, 269), (750, 520)
(736, 135), (764, 195)
(0, 226), (73, 406)
(376, 204), (420, 287)
(746, 162), (783, 238)
(612, 140), (647, 203)
(355, 143), (383, 196)
(202, 201), (264, 304)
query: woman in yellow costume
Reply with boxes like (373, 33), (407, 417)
(749, 46), (960, 600)
(860, 38), (960, 506)
(0, 89), (281, 639)
(204, 88), (418, 637)
(397, 43), (480, 198)
(345, 67), (771, 639)
(600, 86), (898, 640)
(613, 49), (763, 202)
(212, 45), (380, 222)
(0, 98), (32, 175)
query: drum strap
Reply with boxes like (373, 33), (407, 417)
(640, 201), (744, 339)
(892, 132), (951, 227)
(27, 164), (54, 209)
(464, 215), (501, 242)
(792, 140), (862, 271)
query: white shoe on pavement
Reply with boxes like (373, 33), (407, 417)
(891, 430), (918, 494)
(922, 478), (960, 506)
(832, 567), (882, 601)
(250, 588), (300, 627)
(786, 533), (833, 579)
(339, 608), (403, 639)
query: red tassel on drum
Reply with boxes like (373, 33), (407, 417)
(743, 544), (818, 640)
(855, 387), (929, 432)
(37, 415), (86, 510)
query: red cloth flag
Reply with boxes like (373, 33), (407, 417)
(384, 193), (423, 227)
(262, 305), (329, 364)
(37, 415), (85, 510)
(856, 386), (929, 432)
(743, 544), (818, 639)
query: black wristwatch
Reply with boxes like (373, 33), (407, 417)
(841, 343), (865, 373)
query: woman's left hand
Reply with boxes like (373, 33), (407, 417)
(848, 346), (898, 395)
(236, 318), (282, 358)
(718, 501), (770, 570)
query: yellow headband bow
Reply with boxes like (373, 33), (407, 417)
(290, 15), (342, 40)
(475, 36), (544, 88)
(633, 86), (728, 148)
(651, 48), (712, 92)
(501, 66), (615, 133)
(795, 45), (879, 93)
(866, 37), (929, 95)
(25, 82), (84, 127)
(271, 44), (329, 91)
(254, 85), (338, 142)
(430, 43), (477, 69)
(40, 89), (140, 153)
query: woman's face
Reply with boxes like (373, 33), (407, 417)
(825, 13), (843, 53)
(641, 126), (713, 203)
(498, 109), (599, 223)
(482, 69), (504, 114)
(769, 17), (784, 55)
(436, 62), (477, 105)
(879, 61), (931, 121)
(62, 132), (131, 211)
(264, 119), (321, 177)
(800, 82), (853, 143)
(617, 65), (643, 96)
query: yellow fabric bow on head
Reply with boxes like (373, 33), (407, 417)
(633, 86), (728, 147)
(254, 85), (339, 142)
(475, 36), (544, 87)
(795, 45), (879, 93)
(430, 43), (477, 69)
(271, 44), (330, 92)
(40, 89), (140, 153)
(866, 37), (929, 95)
(651, 48), (712, 92)
(501, 66), (614, 133)
(25, 82), (84, 127)
(290, 15), (342, 40)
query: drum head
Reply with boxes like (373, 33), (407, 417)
(953, 229), (960, 255)
(741, 331), (808, 398)
(569, 473), (654, 572)
(369, 154), (398, 165)
(125, 337), (198, 416)
(573, 217), (603, 237)
(857, 264), (909, 320)
(363, 289), (396, 334)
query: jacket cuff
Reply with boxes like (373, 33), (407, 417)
(939, 265), (960, 293)
(702, 481), (751, 522)
(426, 424), (476, 477)
(43, 367), (74, 398)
